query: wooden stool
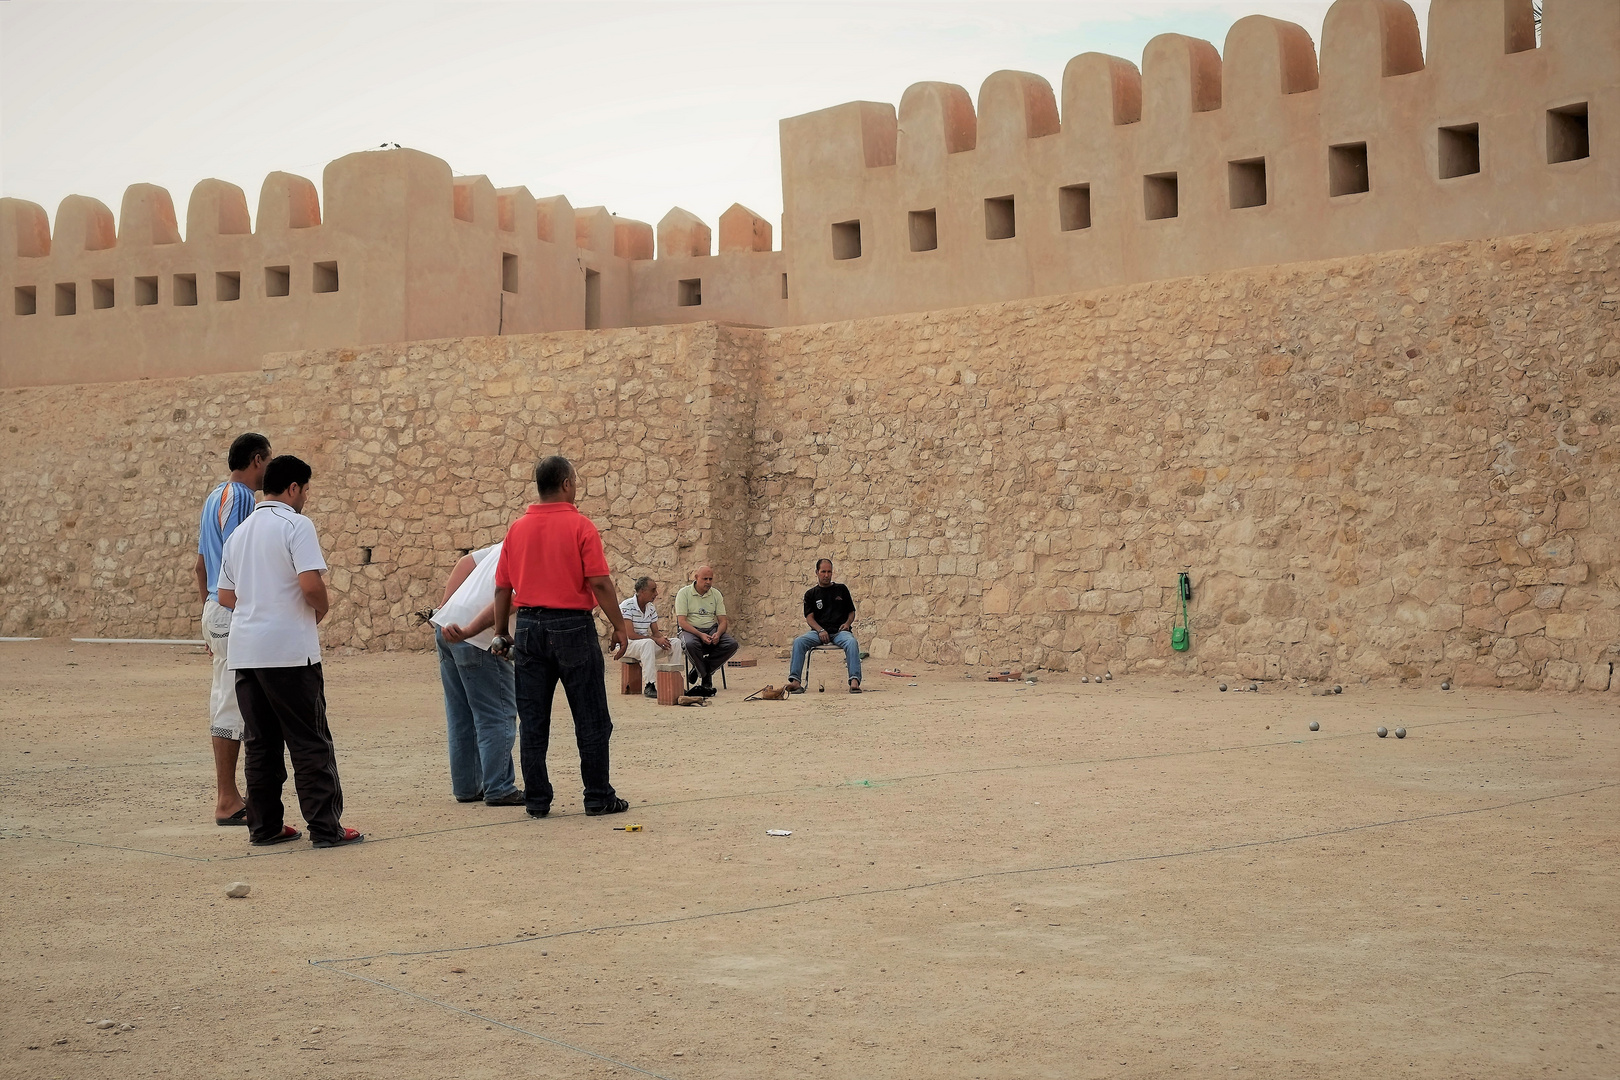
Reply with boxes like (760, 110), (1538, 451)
(619, 659), (642, 694)
(655, 666), (685, 706)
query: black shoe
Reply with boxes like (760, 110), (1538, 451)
(584, 798), (630, 816)
(485, 790), (525, 806)
(526, 804), (551, 819)
(644, 683), (658, 698)
(455, 793), (484, 803)
(693, 684), (717, 698)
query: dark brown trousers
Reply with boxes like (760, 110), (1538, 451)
(234, 664), (345, 844)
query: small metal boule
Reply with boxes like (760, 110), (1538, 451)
(1249, 683), (1259, 692)
(1441, 681), (1451, 691)
(1104, 671), (1112, 681)
(1309, 721), (1319, 731)
(1395, 727), (1407, 739)
(1081, 675), (1089, 683)
(1333, 685), (1343, 694)
(1376, 726), (1388, 738)
(1218, 683), (1228, 692)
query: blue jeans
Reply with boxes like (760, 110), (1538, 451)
(513, 608), (617, 814)
(791, 630), (861, 683)
(436, 628), (519, 801)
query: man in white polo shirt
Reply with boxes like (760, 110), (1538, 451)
(217, 455), (362, 849)
(615, 576), (682, 698)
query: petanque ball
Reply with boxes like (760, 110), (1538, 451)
(1441, 681), (1451, 691)
(1309, 721), (1319, 731)
(1395, 727), (1407, 739)
(1333, 685), (1343, 694)
(1249, 683), (1259, 692)
(1219, 683), (1228, 692)
(1376, 726), (1388, 738)
(1081, 675), (1089, 683)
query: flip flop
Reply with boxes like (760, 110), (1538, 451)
(215, 806), (249, 827)
(250, 825), (300, 846)
(313, 827), (365, 849)
(849, 681), (862, 693)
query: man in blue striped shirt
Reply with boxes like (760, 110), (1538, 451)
(194, 432), (271, 826)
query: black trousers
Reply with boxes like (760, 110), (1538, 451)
(235, 664), (345, 844)
(513, 608), (617, 814)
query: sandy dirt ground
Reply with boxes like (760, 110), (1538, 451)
(1, 638), (1616, 1080)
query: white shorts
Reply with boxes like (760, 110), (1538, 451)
(202, 600), (245, 741)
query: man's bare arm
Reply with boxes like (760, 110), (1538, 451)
(298, 570), (329, 624)
(442, 601), (495, 644)
(716, 614), (730, 638)
(587, 575), (629, 653)
(195, 554), (209, 602)
(218, 587), (236, 611)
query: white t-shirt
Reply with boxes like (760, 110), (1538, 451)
(618, 595), (659, 637)
(430, 544), (501, 651)
(218, 502), (329, 669)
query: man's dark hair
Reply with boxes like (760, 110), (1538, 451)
(815, 558), (833, 572)
(534, 455), (574, 497)
(633, 575), (653, 594)
(263, 455), (312, 495)
(228, 432), (271, 471)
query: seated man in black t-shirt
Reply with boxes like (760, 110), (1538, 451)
(786, 558), (862, 693)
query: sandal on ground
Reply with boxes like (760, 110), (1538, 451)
(313, 827), (365, 849)
(585, 798), (630, 816)
(250, 825), (300, 846)
(215, 806), (249, 827)
(849, 679), (862, 693)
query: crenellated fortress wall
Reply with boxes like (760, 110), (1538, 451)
(1, 0), (1615, 388)
(778, 0), (1618, 322)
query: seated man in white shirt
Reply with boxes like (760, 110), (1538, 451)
(615, 577), (682, 698)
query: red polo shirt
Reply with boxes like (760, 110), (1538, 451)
(494, 502), (611, 610)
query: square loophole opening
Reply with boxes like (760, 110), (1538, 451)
(1059, 184), (1091, 231)
(266, 266), (291, 297)
(501, 252), (518, 293)
(1228, 158), (1267, 208)
(984, 196), (1015, 240)
(55, 282), (76, 316)
(92, 279), (115, 310)
(1144, 173), (1178, 220)
(1439, 124), (1480, 178)
(173, 274), (198, 306)
(216, 271), (241, 301)
(831, 220), (862, 260)
(313, 261), (339, 294)
(135, 276), (158, 306)
(14, 285), (36, 315)
(678, 278), (702, 307)
(1547, 103), (1589, 163)
(1329, 142), (1370, 196)
(908, 209), (938, 252)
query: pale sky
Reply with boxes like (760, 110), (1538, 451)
(0, 1), (1430, 245)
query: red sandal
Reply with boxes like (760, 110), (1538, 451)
(250, 825), (300, 846)
(313, 827), (365, 849)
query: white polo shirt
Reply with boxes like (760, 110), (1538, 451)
(218, 501), (329, 669)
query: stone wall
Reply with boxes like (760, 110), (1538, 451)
(2, 223), (1616, 691)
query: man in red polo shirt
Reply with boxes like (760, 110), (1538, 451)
(491, 455), (632, 818)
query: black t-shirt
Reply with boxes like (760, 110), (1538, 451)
(803, 583), (855, 633)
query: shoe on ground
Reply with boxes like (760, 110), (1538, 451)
(454, 792), (484, 803)
(526, 804), (551, 819)
(484, 790), (526, 806)
(584, 798), (630, 816)
(786, 681), (806, 695)
(250, 824), (300, 846)
(694, 684), (717, 698)
(312, 827), (364, 849)
(644, 683), (658, 698)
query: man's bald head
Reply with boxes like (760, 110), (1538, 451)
(693, 565), (715, 593)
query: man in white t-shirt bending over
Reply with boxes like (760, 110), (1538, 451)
(614, 576), (682, 698)
(430, 544), (523, 805)
(218, 455), (363, 850)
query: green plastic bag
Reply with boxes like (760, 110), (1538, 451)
(1172, 573), (1191, 652)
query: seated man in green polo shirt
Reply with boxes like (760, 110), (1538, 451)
(673, 565), (738, 697)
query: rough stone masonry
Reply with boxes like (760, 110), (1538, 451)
(1, 223), (1616, 691)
